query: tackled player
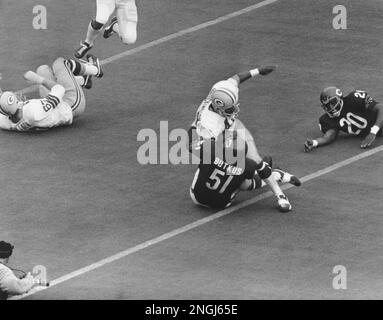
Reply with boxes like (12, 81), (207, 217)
(188, 66), (301, 212)
(0, 55), (103, 132)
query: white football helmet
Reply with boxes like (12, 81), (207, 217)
(0, 91), (22, 116)
(210, 79), (240, 119)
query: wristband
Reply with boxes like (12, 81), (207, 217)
(370, 125), (380, 135)
(250, 69), (260, 77)
(312, 139), (319, 147)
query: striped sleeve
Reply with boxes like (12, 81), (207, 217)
(47, 84), (65, 109)
(46, 94), (60, 109)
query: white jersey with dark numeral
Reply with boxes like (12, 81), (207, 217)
(0, 86), (73, 132)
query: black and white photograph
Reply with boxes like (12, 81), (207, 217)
(0, 0), (382, 306)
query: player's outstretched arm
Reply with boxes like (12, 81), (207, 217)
(361, 103), (383, 148)
(230, 66), (276, 85)
(304, 129), (338, 152)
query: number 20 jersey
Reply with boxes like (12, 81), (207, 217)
(319, 90), (379, 136)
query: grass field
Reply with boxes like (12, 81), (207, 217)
(1, 0), (383, 299)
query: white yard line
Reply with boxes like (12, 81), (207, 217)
(17, 0), (281, 94)
(101, 0), (281, 65)
(9, 0), (283, 299)
(11, 144), (383, 299)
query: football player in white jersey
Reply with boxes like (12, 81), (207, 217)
(188, 66), (301, 212)
(0, 55), (103, 132)
(75, 0), (138, 59)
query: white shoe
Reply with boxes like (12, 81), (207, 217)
(277, 194), (292, 212)
(273, 169), (301, 187)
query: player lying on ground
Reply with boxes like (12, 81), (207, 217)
(75, 0), (138, 59)
(0, 55), (103, 131)
(188, 66), (301, 212)
(304, 87), (383, 152)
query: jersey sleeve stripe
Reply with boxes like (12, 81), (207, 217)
(46, 94), (60, 108)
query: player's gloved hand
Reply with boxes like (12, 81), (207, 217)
(304, 139), (316, 152)
(361, 133), (376, 149)
(258, 66), (276, 76)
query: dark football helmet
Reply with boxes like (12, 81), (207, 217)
(320, 86), (344, 118)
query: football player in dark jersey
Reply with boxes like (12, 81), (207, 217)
(304, 86), (383, 152)
(188, 67), (301, 211)
(189, 129), (301, 210)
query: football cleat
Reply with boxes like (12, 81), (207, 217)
(103, 17), (118, 39)
(74, 41), (93, 59)
(273, 168), (301, 187)
(86, 54), (103, 78)
(277, 194), (292, 212)
(82, 75), (92, 90)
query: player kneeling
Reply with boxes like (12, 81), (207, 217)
(0, 55), (103, 131)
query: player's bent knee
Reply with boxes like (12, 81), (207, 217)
(36, 65), (51, 76)
(121, 33), (137, 45)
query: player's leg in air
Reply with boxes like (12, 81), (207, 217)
(75, 0), (116, 59)
(103, 0), (137, 45)
(52, 55), (103, 118)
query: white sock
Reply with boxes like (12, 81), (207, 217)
(83, 64), (98, 76)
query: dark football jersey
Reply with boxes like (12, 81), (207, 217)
(319, 90), (378, 136)
(191, 156), (256, 209)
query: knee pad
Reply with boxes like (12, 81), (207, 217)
(91, 19), (104, 30)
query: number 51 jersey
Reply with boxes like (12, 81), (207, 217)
(191, 156), (255, 209)
(319, 90), (379, 136)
